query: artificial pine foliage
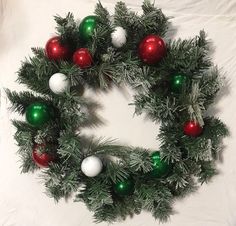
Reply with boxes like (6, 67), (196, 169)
(7, 0), (228, 223)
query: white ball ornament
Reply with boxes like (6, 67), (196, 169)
(111, 26), (127, 48)
(49, 73), (70, 94)
(81, 156), (103, 177)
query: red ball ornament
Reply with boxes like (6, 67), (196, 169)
(138, 35), (166, 64)
(73, 48), (93, 69)
(32, 144), (55, 168)
(183, 121), (203, 137)
(45, 36), (71, 61)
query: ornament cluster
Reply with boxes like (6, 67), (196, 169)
(44, 15), (169, 98)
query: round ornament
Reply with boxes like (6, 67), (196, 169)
(150, 151), (170, 177)
(26, 102), (52, 127)
(45, 36), (71, 61)
(32, 143), (55, 168)
(79, 15), (97, 42)
(170, 74), (187, 93)
(138, 34), (166, 64)
(49, 73), (70, 94)
(81, 156), (103, 177)
(73, 48), (93, 68)
(111, 26), (127, 48)
(183, 120), (203, 137)
(113, 178), (135, 197)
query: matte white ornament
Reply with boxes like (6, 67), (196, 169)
(81, 156), (103, 177)
(111, 26), (127, 48)
(49, 73), (69, 94)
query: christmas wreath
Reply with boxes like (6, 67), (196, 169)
(7, 1), (228, 223)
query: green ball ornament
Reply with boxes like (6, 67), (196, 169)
(26, 102), (52, 127)
(150, 151), (170, 178)
(170, 74), (187, 93)
(79, 15), (97, 42)
(113, 178), (135, 197)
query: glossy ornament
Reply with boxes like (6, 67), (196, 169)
(79, 15), (97, 42)
(111, 26), (127, 48)
(138, 35), (166, 64)
(32, 144), (55, 168)
(45, 36), (71, 61)
(170, 74), (187, 93)
(73, 48), (93, 68)
(150, 151), (170, 177)
(81, 156), (103, 177)
(183, 121), (203, 137)
(26, 102), (52, 127)
(113, 178), (135, 197)
(49, 73), (70, 94)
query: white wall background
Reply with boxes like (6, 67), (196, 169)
(0, 0), (236, 225)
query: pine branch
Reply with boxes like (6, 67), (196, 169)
(43, 163), (80, 201)
(128, 148), (153, 173)
(54, 12), (79, 45)
(94, 1), (110, 25)
(160, 32), (211, 76)
(76, 179), (113, 211)
(17, 55), (59, 95)
(141, 0), (169, 37)
(6, 89), (52, 114)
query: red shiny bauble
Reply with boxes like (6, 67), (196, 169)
(45, 36), (71, 61)
(73, 48), (93, 68)
(32, 144), (55, 168)
(183, 121), (203, 137)
(138, 35), (166, 65)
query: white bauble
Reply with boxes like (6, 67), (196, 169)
(111, 26), (127, 48)
(49, 73), (70, 94)
(81, 156), (103, 177)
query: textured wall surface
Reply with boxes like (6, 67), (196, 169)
(0, 0), (236, 225)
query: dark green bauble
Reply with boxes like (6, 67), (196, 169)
(113, 178), (135, 197)
(26, 102), (52, 127)
(170, 74), (187, 93)
(79, 15), (97, 42)
(149, 151), (171, 178)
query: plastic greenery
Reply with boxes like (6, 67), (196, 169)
(6, 0), (228, 223)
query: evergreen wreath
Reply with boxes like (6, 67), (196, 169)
(6, 1), (229, 223)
